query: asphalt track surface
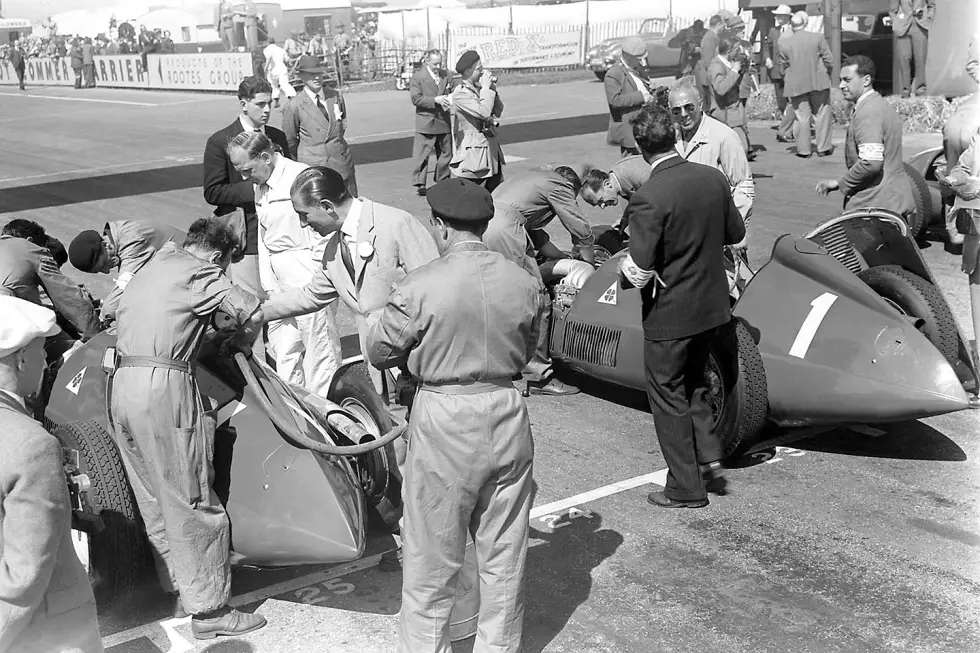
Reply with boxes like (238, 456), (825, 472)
(2, 81), (979, 653)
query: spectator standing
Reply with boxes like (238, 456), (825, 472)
(779, 11), (834, 158)
(766, 5), (796, 141)
(81, 37), (96, 88)
(450, 50), (505, 191)
(605, 37), (653, 157)
(889, 0), (935, 97)
(8, 40), (26, 91)
(161, 31), (176, 54)
(70, 39), (83, 89)
(707, 37), (750, 155)
(284, 31), (303, 59)
(409, 49), (453, 196)
(695, 15), (725, 109)
(264, 37), (294, 107)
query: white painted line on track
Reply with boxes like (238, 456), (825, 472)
(530, 468), (668, 518)
(0, 92), (156, 106)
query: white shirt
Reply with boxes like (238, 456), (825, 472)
(340, 198), (364, 250)
(675, 114), (755, 221)
(239, 115), (266, 134)
(263, 43), (287, 75)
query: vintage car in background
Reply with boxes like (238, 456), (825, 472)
(840, 11), (899, 93)
(586, 17), (682, 81)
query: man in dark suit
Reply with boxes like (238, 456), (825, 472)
(779, 11), (834, 158)
(619, 104), (745, 509)
(81, 37), (96, 88)
(8, 40), (26, 91)
(203, 76), (291, 312)
(605, 37), (653, 157)
(409, 49), (453, 196)
(765, 5), (795, 140)
(890, 0), (935, 97)
(695, 15), (725, 110)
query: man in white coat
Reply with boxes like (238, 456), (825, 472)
(228, 130), (342, 394)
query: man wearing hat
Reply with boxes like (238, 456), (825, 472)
(605, 36), (654, 156)
(765, 5), (797, 141)
(68, 220), (178, 322)
(778, 10), (834, 158)
(450, 50), (505, 190)
(0, 297), (103, 653)
(363, 177), (541, 653)
(283, 54), (358, 197)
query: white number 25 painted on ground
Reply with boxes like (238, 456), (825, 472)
(788, 292), (838, 359)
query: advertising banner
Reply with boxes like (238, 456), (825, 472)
(449, 29), (583, 69)
(0, 55), (149, 88)
(147, 53), (254, 91)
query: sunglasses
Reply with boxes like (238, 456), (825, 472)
(670, 103), (697, 116)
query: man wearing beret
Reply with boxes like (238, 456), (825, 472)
(0, 297), (103, 653)
(363, 177), (541, 653)
(450, 50), (505, 191)
(68, 220), (179, 322)
(605, 36), (654, 156)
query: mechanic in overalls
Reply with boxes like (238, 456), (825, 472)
(486, 166), (596, 396)
(363, 178), (541, 653)
(109, 217), (267, 640)
(67, 219), (178, 322)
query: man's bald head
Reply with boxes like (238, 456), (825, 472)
(668, 83), (704, 136)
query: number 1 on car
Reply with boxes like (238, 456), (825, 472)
(789, 292), (838, 359)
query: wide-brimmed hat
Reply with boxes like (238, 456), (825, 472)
(295, 55), (326, 74)
(772, 5), (793, 16)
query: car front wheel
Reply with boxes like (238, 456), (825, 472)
(706, 319), (769, 459)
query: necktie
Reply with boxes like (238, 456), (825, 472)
(339, 237), (356, 281)
(315, 95), (330, 122)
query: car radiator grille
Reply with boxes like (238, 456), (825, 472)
(810, 223), (863, 275)
(560, 320), (621, 368)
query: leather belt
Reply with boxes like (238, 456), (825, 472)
(117, 355), (194, 375)
(420, 378), (514, 395)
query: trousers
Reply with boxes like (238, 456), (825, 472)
(483, 203), (553, 382)
(791, 89), (832, 156)
(269, 72), (296, 101)
(399, 384), (533, 653)
(110, 368), (231, 614)
(644, 327), (723, 502)
(896, 22), (929, 96)
(412, 132), (452, 188)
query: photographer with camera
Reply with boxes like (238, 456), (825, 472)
(707, 37), (750, 156)
(449, 50), (505, 191)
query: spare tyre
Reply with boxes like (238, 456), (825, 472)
(707, 319), (769, 459)
(54, 420), (148, 605)
(904, 162), (932, 239)
(858, 266), (959, 366)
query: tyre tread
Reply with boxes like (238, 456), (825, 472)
(904, 162), (931, 238)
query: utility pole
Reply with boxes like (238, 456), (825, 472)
(824, 0), (842, 85)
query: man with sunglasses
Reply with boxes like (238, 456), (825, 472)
(669, 83), (754, 242)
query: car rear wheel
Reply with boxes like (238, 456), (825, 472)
(54, 420), (148, 606)
(904, 162), (932, 238)
(329, 362), (402, 531)
(706, 320), (768, 459)
(858, 266), (959, 366)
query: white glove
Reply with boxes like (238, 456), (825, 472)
(765, 57), (773, 69)
(553, 259), (595, 289)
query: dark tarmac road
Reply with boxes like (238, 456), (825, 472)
(2, 82), (978, 653)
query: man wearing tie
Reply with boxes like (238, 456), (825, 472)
(890, 0), (935, 97)
(283, 55), (359, 197)
(409, 49), (453, 196)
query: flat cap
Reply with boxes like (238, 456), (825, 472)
(68, 230), (104, 272)
(0, 296), (60, 359)
(621, 37), (646, 57)
(426, 178), (494, 223)
(791, 11), (808, 27)
(455, 50), (480, 75)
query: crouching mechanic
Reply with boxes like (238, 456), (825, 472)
(486, 166), (596, 396)
(363, 178), (541, 653)
(68, 219), (178, 321)
(109, 217), (267, 639)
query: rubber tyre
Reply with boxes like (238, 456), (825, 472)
(592, 225), (627, 267)
(904, 162), (931, 238)
(593, 70), (606, 81)
(858, 266), (959, 366)
(708, 320), (769, 460)
(54, 420), (148, 605)
(329, 362), (401, 530)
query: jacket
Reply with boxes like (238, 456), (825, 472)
(604, 62), (648, 149)
(492, 167), (595, 251)
(889, 0), (935, 36)
(0, 236), (101, 340)
(778, 29), (833, 98)
(450, 80), (505, 180)
(282, 88), (355, 183)
(610, 155), (654, 200)
(764, 26), (785, 80)
(707, 56), (746, 128)
(695, 29), (720, 88)
(624, 156), (744, 341)
(0, 392), (102, 653)
(202, 119), (291, 256)
(100, 220), (179, 321)
(410, 67), (452, 135)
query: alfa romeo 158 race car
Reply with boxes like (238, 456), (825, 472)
(42, 208), (975, 618)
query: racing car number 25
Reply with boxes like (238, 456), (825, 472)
(789, 292), (838, 360)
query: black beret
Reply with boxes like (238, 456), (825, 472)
(455, 50), (480, 75)
(426, 178), (494, 223)
(68, 230), (104, 272)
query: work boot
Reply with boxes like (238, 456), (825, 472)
(379, 548), (403, 572)
(527, 377), (579, 396)
(191, 606), (266, 640)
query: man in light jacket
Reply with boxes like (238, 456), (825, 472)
(778, 11), (834, 158)
(449, 50), (505, 191)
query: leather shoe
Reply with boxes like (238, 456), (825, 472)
(776, 135), (792, 143)
(527, 378), (580, 396)
(647, 491), (708, 509)
(416, 186), (427, 196)
(817, 148), (835, 157)
(191, 606), (266, 640)
(379, 548), (403, 572)
(796, 153), (812, 159)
